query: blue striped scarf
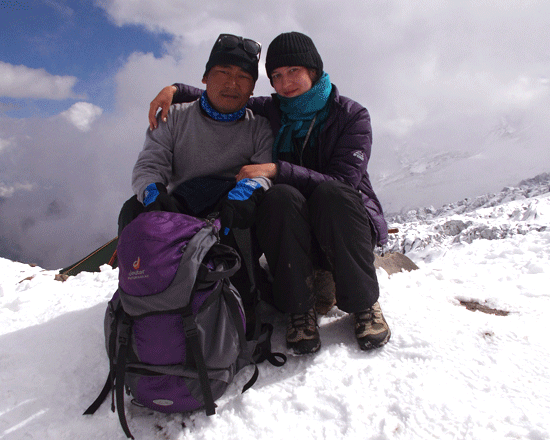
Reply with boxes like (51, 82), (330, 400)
(200, 91), (246, 122)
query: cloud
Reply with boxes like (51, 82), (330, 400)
(0, 135), (14, 154)
(94, 0), (550, 121)
(0, 111), (127, 269)
(44, 0), (75, 17)
(61, 102), (103, 132)
(0, 61), (79, 100)
(95, 0), (289, 42)
(0, 182), (34, 198)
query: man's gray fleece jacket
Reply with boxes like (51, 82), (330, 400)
(132, 100), (274, 203)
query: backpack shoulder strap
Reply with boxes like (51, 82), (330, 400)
(182, 313), (216, 416)
(231, 228), (257, 295)
(115, 313), (134, 439)
(231, 229), (287, 369)
(83, 294), (122, 416)
(83, 375), (112, 415)
(252, 323), (287, 367)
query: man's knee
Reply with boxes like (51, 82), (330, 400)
(118, 195), (144, 235)
(263, 184), (303, 203)
(259, 184), (306, 216)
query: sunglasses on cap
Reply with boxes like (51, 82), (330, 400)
(214, 34), (262, 60)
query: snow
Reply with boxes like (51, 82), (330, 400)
(1, 178), (550, 440)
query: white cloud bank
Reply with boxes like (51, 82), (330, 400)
(0, 61), (79, 100)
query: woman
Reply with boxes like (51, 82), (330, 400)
(149, 32), (390, 355)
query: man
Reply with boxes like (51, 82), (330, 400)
(118, 34), (274, 308)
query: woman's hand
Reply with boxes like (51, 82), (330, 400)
(149, 85), (177, 130)
(236, 163), (278, 181)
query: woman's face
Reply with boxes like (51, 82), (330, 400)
(271, 66), (315, 98)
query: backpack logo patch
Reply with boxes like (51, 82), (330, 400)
(128, 256), (148, 280)
(353, 151), (365, 161)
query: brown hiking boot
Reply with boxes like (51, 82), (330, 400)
(354, 302), (391, 351)
(286, 308), (321, 355)
(313, 269), (336, 315)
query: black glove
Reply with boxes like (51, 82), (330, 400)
(143, 183), (179, 212)
(221, 178), (265, 234)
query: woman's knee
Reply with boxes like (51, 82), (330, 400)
(309, 180), (360, 213)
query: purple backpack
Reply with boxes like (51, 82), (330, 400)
(84, 212), (284, 439)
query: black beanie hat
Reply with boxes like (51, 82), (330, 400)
(204, 35), (260, 82)
(265, 32), (323, 82)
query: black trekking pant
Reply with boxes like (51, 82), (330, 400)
(255, 181), (379, 314)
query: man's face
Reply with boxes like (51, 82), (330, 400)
(202, 65), (255, 114)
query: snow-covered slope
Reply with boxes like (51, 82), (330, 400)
(1, 175), (549, 440)
(384, 172), (550, 260)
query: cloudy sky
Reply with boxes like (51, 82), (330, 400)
(1, 0), (549, 269)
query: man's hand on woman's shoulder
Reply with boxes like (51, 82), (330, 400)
(149, 85), (178, 130)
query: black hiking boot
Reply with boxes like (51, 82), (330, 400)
(354, 301), (391, 351)
(286, 308), (321, 355)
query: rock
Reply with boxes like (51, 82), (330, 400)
(458, 299), (509, 316)
(441, 219), (469, 236)
(374, 252), (419, 275)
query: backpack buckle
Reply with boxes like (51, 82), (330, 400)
(184, 326), (198, 338)
(182, 314), (198, 338)
(118, 316), (132, 346)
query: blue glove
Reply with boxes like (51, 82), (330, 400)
(143, 183), (164, 206)
(143, 183), (178, 212)
(221, 178), (265, 235)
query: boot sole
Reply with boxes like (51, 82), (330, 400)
(357, 329), (391, 351)
(287, 339), (321, 355)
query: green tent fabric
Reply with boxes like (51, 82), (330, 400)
(59, 237), (118, 277)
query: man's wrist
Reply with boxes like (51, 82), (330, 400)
(143, 182), (167, 206)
